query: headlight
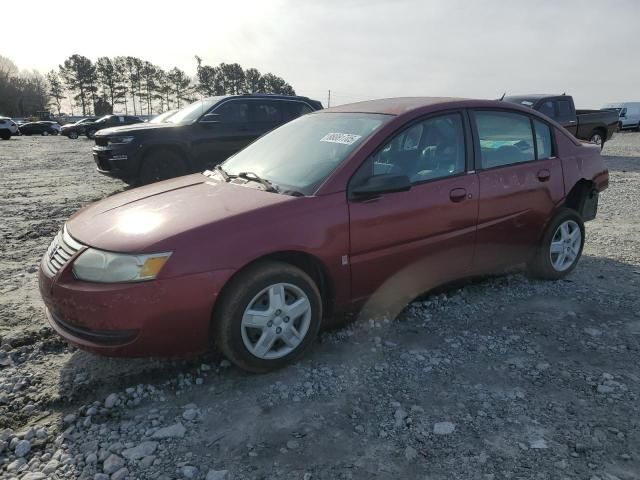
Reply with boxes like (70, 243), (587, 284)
(72, 249), (172, 283)
(108, 136), (135, 145)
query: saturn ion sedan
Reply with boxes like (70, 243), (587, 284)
(39, 97), (608, 372)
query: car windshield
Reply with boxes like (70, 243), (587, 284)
(221, 112), (390, 195)
(95, 115), (111, 123)
(167, 98), (224, 125)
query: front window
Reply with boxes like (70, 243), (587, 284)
(167, 98), (225, 125)
(222, 112), (389, 195)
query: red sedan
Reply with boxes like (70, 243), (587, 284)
(39, 97), (608, 372)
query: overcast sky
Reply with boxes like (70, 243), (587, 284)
(5, 0), (640, 108)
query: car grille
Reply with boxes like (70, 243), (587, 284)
(95, 137), (108, 147)
(41, 227), (84, 277)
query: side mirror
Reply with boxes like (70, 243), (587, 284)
(200, 113), (221, 123)
(351, 174), (411, 199)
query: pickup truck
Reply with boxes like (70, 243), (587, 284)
(504, 94), (618, 149)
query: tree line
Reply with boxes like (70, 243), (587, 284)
(1, 54), (296, 118)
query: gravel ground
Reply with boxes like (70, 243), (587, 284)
(1, 133), (639, 480)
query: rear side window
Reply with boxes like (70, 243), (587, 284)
(538, 101), (555, 118)
(556, 100), (572, 117)
(254, 101), (283, 123)
(533, 119), (553, 159)
(283, 101), (314, 120)
(474, 111), (535, 168)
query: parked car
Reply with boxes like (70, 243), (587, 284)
(602, 102), (640, 131)
(0, 117), (19, 140)
(18, 121), (61, 136)
(60, 117), (98, 139)
(504, 94), (618, 149)
(40, 97), (608, 371)
(85, 115), (144, 139)
(148, 110), (177, 124)
(92, 94), (323, 185)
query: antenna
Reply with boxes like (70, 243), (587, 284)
(499, 92), (506, 101)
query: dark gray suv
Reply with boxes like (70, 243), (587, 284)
(92, 94), (323, 185)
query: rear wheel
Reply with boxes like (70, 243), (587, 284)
(527, 209), (585, 280)
(69, 131), (79, 139)
(589, 131), (605, 150)
(0, 133), (10, 140)
(138, 150), (187, 185)
(41, 130), (49, 136)
(213, 261), (322, 373)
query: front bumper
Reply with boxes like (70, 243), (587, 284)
(92, 144), (142, 181)
(39, 256), (233, 357)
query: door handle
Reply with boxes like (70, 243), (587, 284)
(537, 169), (551, 182)
(449, 188), (467, 202)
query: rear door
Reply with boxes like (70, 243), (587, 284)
(470, 110), (564, 274)
(348, 111), (479, 307)
(252, 100), (286, 135)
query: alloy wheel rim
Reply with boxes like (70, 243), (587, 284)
(241, 283), (311, 360)
(591, 134), (602, 145)
(549, 220), (581, 271)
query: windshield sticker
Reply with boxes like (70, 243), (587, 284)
(320, 132), (362, 145)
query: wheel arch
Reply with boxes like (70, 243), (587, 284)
(564, 178), (595, 217)
(211, 250), (336, 325)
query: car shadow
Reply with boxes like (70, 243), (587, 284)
(54, 252), (639, 410)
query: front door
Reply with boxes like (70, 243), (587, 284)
(470, 110), (565, 274)
(193, 99), (257, 169)
(348, 112), (479, 309)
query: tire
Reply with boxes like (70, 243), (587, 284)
(0, 133), (10, 140)
(41, 130), (49, 136)
(589, 130), (605, 150)
(213, 261), (322, 373)
(138, 150), (187, 185)
(527, 208), (585, 280)
(69, 131), (79, 139)
(86, 129), (97, 139)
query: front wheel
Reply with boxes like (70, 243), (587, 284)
(589, 131), (605, 150)
(0, 133), (10, 140)
(86, 129), (97, 139)
(41, 130), (49, 136)
(527, 209), (585, 280)
(138, 150), (187, 185)
(213, 261), (322, 373)
(68, 131), (79, 139)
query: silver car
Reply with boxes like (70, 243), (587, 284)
(602, 102), (640, 131)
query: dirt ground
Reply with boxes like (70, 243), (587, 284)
(1, 133), (639, 480)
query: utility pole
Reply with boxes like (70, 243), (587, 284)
(327, 89), (331, 108)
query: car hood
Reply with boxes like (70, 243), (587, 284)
(66, 173), (295, 252)
(96, 122), (178, 137)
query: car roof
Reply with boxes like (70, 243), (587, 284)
(319, 97), (536, 116)
(204, 94), (320, 103)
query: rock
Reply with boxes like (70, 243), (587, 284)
(140, 455), (155, 468)
(63, 414), (76, 424)
(86, 453), (98, 465)
(433, 422), (456, 435)
(122, 441), (158, 460)
(354, 425), (365, 433)
(21, 474), (47, 480)
(111, 467), (129, 480)
(530, 439), (548, 449)
(182, 466), (198, 478)
(394, 408), (408, 427)
(103, 454), (125, 474)
(43, 459), (60, 474)
(182, 409), (198, 421)
(14, 439), (31, 457)
(206, 470), (229, 480)
(94, 475), (109, 480)
(286, 440), (300, 450)
(404, 446), (418, 460)
(597, 384), (616, 394)
(6, 458), (26, 472)
(151, 423), (186, 439)
(104, 393), (119, 409)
